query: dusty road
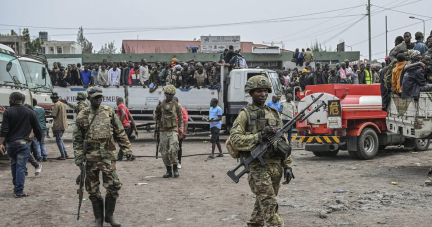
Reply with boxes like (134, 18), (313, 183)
(1, 129), (432, 227)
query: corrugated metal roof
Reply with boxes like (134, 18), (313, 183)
(121, 40), (291, 53)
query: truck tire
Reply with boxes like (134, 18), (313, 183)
(414, 139), (430, 151)
(355, 128), (379, 160)
(313, 150), (339, 157)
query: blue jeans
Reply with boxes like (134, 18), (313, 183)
(54, 130), (67, 157)
(33, 129), (47, 160)
(6, 141), (30, 195)
(282, 120), (293, 144)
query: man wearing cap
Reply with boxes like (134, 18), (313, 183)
(61, 91), (90, 116)
(154, 85), (183, 178)
(51, 92), (68, 160)
(230, 75), (293, 227)
(74, 87), (132, 227)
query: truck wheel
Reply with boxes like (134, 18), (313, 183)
(356, 128), (379, 160)
(414, 139), (430, 151)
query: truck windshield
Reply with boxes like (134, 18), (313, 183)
(0, 54), (27, 87)
(268, 72), (282, 95)
(20, 60), (53, 93)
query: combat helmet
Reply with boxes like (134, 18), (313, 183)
(86, 86), (103, 98)
(77, 91), (87, 100)
(163, 85), (177, 95)
(244, 75), (272, 93)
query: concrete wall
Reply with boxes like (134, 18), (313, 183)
(0, 35), (26, 54)
(46, 51), (359, 69)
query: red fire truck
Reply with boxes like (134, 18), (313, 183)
(293, 84), (430, 159)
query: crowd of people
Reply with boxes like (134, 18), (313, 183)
(275, 30), (432, 106)
(43, 45), (252, 92)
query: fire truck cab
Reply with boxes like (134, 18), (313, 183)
(295, 84), (429, 160)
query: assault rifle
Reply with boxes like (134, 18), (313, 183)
(227, 93), (326, 183)
(155, 101), (161, 159)
(77, 113), (98, 221)
(77, 141), (87, 220)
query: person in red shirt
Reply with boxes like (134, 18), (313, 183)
(116, 97), (138, 161)
(173, 97), (188, 169)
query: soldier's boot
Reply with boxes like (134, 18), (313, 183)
(91, 198), (104, 227)
(173, 164), (179, 178)
(163, 166), (173, 178)
(105, 196), (121, 227)
(246, 221), (264, 227)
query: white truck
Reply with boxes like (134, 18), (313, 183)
(54, 68), (283, 130)
(0, 44), (32, 123)
(18, 56), (54, 129)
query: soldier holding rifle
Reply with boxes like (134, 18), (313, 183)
(230, 76), (294, 227)
(74, 87), (131, 227)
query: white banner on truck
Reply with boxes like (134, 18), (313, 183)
(47, 58), (82, 67)
(200, 36), (241, 53)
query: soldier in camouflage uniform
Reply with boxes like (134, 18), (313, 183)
(154, 84), (183, 178)
(73, 87), (132, 227)
(230, 76), (294, 227)
(61, 91), (90, 115)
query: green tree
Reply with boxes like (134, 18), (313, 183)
(22, 28), (43, 54)
(10, 29), (17, 35)
(308, 39), (332, 52)
(99, 41), (117, 54)
(77, 26), (93, 54)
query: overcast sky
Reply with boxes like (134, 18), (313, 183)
(1, 0), (430, 60)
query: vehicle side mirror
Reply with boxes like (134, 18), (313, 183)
(6, 62), (12, 72)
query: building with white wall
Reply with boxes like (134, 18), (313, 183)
(41, 41), (82, 54)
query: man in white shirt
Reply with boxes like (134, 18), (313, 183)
(108, 64), (121, 87)
(139, 59), (149, 88)
(239, 57), (248, 69)
(281, 93), (296, 145)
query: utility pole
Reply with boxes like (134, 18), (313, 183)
(385, 16), (388, 56)
(368, 0), (372, 62)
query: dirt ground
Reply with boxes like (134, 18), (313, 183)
(1, 128), (432, 227)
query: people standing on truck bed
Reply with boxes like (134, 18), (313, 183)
(0, 92), (42, 198)
(97, 64), (109, 87)
(91, 64), (99, 86)
(139, 59), (149, 88)
(402, 50), (432, 100)
(108, 64), (121, 87)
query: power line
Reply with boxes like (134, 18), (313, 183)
(271, 4), (364, 41)
(350, 17), (432, 47)
(280, 15), (366, 42)
(41, 15), (364, 37)
(322, 16), (367, 44)
(0, 5), (366, 32)
(373, 4), (431, 19)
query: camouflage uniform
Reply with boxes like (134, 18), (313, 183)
(67, 91), (90, 115)
(154, 85), (183, 177)
(230, 76), (292, 227)
(73, 87), (131, 227)
(208, 66), (221, 86)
